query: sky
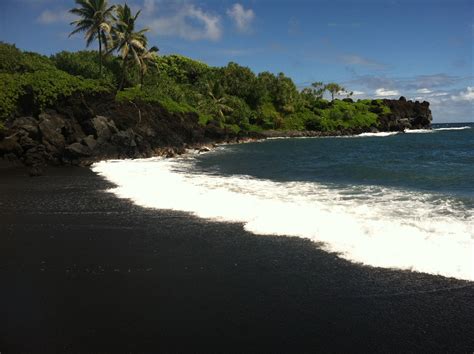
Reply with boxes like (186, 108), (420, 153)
(0, 0), (472, 123)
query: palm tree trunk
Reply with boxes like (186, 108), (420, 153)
(98, 30), (102, 77)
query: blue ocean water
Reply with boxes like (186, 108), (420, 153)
(194, 123), (474, 199)
(93, 123), (474, 280)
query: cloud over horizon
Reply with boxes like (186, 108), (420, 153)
(226, 3), (255, 33)
(375, 88), (400, 97)
(340, 54), (386, 70)
(147, 4), (222, 41)
(37, 8), (73, 24)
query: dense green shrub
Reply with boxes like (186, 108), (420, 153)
(0, 42), (23, 73)
(281, 109), (322, 130)
(155, 55), (210, 85)
(116, 86), (196, 113)
(318, 100), (379, 131)
(256, 102), (280, 129)
(0, 73), (24, 119)
(0, 63), (111, 120)
(0, 42), (56, 74)
(51, 50), (121, 84)
(21, 52), (56, 72)
(223, 95), (254, 128)
(22, 69), (110, 111)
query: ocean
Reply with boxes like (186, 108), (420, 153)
(92, 123), (474, 281)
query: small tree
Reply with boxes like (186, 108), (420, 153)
(137, 46), (159, 87)
(324, 82), (345, 101)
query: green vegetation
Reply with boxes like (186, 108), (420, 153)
(0, 42), (111, 119)
(0, 1), (392, 133)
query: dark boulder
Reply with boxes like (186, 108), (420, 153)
(82, 135), (98, 151)
(111, 129), (138, 148)
(0, 134), (23, 155)
(23, 145), (49, 167)
(66, 142), (92, 157)
(91, 116), (119, 144)
(11, 117), (39, 139)
(38, 112), (66, 153)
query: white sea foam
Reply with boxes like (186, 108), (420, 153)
(92, 157), (474, 281)
(357, 132), (399, 137)
(434, 126), (471, 131)
(404, 129), (434, 134)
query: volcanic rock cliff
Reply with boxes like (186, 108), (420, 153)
(379, 97), (432, 131)
(0, 94), (432, 173)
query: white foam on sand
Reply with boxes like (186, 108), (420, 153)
(92, 157), (474, 281)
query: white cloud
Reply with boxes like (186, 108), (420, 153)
(340, 54), (386, 69)
(375, 88), (400, 97)
(147, 4), (222, 41)
(37, 9), (73, 24)
(226, 3), (255, 33)
(352, 90), (365, 96)
(416, 88), (432, 94)
(451, 87), (474, 102)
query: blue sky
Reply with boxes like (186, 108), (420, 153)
(0, 0), (472, 122)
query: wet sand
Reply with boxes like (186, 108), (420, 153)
(0, 166), (473, 352)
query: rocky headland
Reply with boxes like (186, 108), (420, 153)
(0, 94), (432, 174)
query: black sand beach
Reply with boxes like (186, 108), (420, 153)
(0, 166), (473, 353)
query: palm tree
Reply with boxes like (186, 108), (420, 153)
(137, 46), (159, 87)
(111, 4), (149, 90)
(198, 82), (232, 119)
(69, 0), (115, 77)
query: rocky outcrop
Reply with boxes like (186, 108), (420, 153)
(379, 98), (432, 131)
(0, 94), (431, 173)
(0, 93), (255, 173)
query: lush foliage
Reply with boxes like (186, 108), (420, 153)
(0, 40), (391, 134)
(116, 86), (196, 114)
(0, 44), (111, 120)
(51, 50), (120, 84)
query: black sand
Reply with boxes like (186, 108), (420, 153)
(0, 166), (473, 353)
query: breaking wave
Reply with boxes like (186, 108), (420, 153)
(92, 156), (474, 281)
(435, 126), (471, 131)
(357, 132), (399, 137)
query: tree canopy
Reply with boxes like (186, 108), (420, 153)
(0, 1), (392, 134)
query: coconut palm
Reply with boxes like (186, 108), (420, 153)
(198, 82), (233, 119)
(137, 46), (159, 87)
(111, 4), (149, 90)
(69, 0), (115, 77)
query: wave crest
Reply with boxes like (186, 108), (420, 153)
(92, 157), (474, 281)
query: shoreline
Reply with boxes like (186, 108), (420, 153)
(0, 93), (433, 174)
(1, 164), (473, 352)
